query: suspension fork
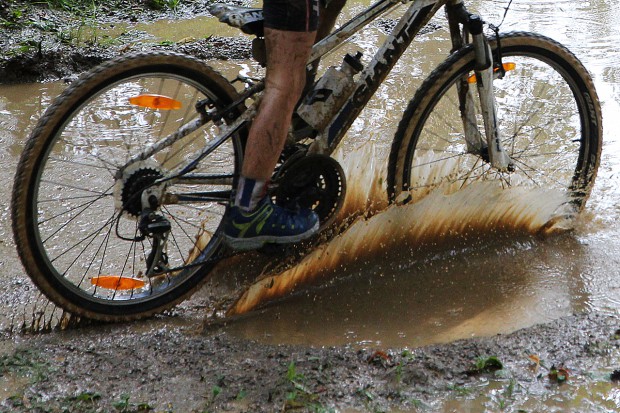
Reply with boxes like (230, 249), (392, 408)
(446, 0), (512, 170)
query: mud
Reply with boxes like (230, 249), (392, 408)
(2, 312), (619, 412)
(0, 0), (251, 83)
(1, 1), (620, 412)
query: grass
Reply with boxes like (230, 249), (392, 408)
(0, 0), (185, 53)
(2, 0), (183, 29)
(113, 393), (154, 412)
(0, 1), (126, 54)
(147, 0), (181, 11)
(43, 0), (95, 12)
(473, 355), (504, 373)
(0, 348), (156, 412)
(0, 391), (157, 413)
(0, 347), (54, 384)
(281, 361), (335, 413)
(42, 0), (181, 13)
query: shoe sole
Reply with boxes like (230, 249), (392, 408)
(223, 220), (320, 251)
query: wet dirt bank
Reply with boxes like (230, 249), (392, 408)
(1, 1), (620, 412)
(0, 0), (251, 83)
(1, 312), (619, 412)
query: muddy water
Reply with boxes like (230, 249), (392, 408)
(95, 14), (241, 43)
(1, 1), (619, 354)
(223, 0), (620, 348)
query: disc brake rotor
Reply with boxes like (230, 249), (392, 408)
(272, 154), (346, 230)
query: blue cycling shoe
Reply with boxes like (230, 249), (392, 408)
(223, 197), (319, 251)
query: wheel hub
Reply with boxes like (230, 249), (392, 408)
(115, 164), (164, 217)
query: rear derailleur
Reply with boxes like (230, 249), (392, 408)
(137, 187), (171, 276)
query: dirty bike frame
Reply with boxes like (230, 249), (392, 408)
(123, 0), (510, 188)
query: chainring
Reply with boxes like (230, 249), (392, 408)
(271, 154), (346, 230)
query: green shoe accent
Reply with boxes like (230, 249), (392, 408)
(223, 197), (319, 251)
(231, 202), (273, 237)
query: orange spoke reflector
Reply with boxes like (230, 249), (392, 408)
(129, 94), (182, 110)
(467, 62), (517, 83)
(91, 276), (146, 290)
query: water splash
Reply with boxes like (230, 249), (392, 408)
(226, 144), (574, 316)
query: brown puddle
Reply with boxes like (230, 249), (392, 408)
(2, 0), (619, 349)
(0, 63), (601, 350)
(226, 143), (572, 314)
(203, 143), (584, 347)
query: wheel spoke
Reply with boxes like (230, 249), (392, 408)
(15, 55), (244, 320)
(393, 33), (600, 217)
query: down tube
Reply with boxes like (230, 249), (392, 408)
(325, 2), (440, 150)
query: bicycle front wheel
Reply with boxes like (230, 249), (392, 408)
(388, 32), (602, 212)
(12, 52), (245, 321)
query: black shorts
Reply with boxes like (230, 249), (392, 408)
(263, 0), (319, 32)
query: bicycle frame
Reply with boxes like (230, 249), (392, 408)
(309, 0), (445, 153)
(311, 0), (510, 170)
(123, 0), (511, 188)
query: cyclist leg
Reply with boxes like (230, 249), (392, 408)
(224, 0), (320, 250)
(241, 29), (315, 181)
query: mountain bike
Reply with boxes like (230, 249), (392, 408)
(11, 0), (602, 321)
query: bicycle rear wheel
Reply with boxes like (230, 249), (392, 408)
(12, 52), (245, 321)
(388, 32), (602, 211)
